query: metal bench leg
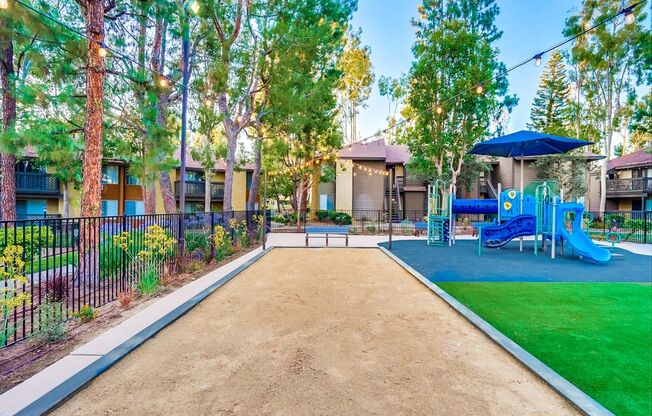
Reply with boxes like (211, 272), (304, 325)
(305, 234), (308, 247)
(346, 235), (348, 247)
(326, 234), (329, 246)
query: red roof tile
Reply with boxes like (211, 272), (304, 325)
(607, 148), (652, 170)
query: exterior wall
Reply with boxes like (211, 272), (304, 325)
(335, 159), (353, 211)
(67, 185), (82, 217)
(618, 199), (633, 211)
(317, 182), (335, 210)
(586, 173), (601, 212)
(231, 170), (247, 211)
(617, 169), (632, 179)
(46, 199), (59, 215)
(404, 191), (426, 213)
(352, 160), (385, 211)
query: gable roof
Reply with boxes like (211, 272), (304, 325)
(337, 138), (410, 164)
(607, 148), (652, 170)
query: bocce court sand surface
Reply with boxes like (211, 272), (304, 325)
(54, 248), (577, 415)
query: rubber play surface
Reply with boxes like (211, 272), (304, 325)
(381, 239), (652, 282)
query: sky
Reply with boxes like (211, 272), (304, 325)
(350, 0), (584, 140)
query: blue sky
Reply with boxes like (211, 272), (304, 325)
(350, 0), (583, 140)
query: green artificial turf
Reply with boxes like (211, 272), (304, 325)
(436, 282), (652, 416)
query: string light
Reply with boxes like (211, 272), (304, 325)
(190, 0), (200, 14)
(534, 53), (542, 67)
(475, 83), (485, 94)
(98, 42), (108, 58)
(435, 104), (443, 115)
(623, 6), (635, 24)
(159, 77), (170, 88)
(204, 98), (213, 107)
(0, 0), (9, 9)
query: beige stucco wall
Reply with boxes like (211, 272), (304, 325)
(231, 170), (247, 211)
(335, 159), (353, 211)
(66, 184), (82, 217)
(618, 199), (633, 211)
(353, 161), (386, 211)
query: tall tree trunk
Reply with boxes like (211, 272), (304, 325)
(247, 138), (262, 211)
(1, 38), (17, 221)
(204, 171), (211, 212)
(599, 98), (613, 214)
(143, 184), (157, 214)
(223, 126), (238, 213)
(80, 0), (105, 218)
(310, 164), (320, 220)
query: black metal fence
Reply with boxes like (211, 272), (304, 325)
(587, 210), (652, 244)
(0, 211), (266, 348)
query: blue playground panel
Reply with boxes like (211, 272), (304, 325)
(380, 239), (652, 283)
(451, 199), (498, 215)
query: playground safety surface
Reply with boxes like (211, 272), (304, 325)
(52, 248), (577, 415)
(381, 239), (652, 282)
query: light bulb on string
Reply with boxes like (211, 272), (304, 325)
(98, 42), (108, 58)
(0, 0), (8, 9)
(623, 7), (635, 24)
(475, 83), (485, 94)
(435, 104), (443, 115)
(534, 53), (542, 67)
(190, 0), (200, 14)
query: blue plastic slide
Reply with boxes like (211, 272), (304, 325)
(557, 203), (611, 263)
(480, 214), (536, 248)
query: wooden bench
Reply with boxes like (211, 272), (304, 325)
(305, 226), (349, 246)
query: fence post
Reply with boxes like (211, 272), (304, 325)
(209, 212), (215, 261)
(121, 214), (127, 291)
(645, 211), (648, 244)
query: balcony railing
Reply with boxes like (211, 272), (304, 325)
(174, 180), (225, 200)
(606, 177), (652, 194)
(15, 172), (60, 194)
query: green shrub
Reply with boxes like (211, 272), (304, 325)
(185, 231), (210, 260)
(37, 296), (67, 343)
(332, 212), (352, 225)
(316, 210), (331, 221)
(137, 265), (159, 295)
(605, 214), (626, 228)
(0, 226), (53, 261)
(73, 305), (97, 323)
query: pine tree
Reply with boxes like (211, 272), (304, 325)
(527, 51), (571, 135)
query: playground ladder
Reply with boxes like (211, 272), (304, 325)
(428, 215), (446, 246)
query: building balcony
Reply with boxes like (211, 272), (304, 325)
(174, 180), (225, 200)
(606, 177), (652, 195)
(16, 172), (60, 195)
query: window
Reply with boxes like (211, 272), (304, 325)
(16, 199), (47, 215)
(185, 170), (204, 182)
(126, 172), (140, 185)
(125, 200), (145, 215)
(101, 165), (119, 184)
(15, 160), (46, 174)
(184, 202), (204, 213)
(101, 200), (119, 217)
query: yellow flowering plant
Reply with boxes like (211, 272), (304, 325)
(1, 245), (30, 347)
(213, 225), (233, 261)
(112, 225), (177, 295)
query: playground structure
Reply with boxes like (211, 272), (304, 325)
(427, 180), (612, 263)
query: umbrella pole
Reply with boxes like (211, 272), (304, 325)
(520, 156), (524, 252)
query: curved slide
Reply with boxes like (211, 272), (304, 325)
(480, 214), (536, 248)
(557, 203), (611, 263)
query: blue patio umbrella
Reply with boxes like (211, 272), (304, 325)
(468, 130), (592, 250)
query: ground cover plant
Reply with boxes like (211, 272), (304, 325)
(437, 282), (652, 416)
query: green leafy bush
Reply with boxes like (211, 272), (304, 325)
(0, 226), (53, 261)
(73, 305), (97, 323)
(37, 296), (67, 343)
(137, 266), (159, 295)
(332, 212), (352, 225)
